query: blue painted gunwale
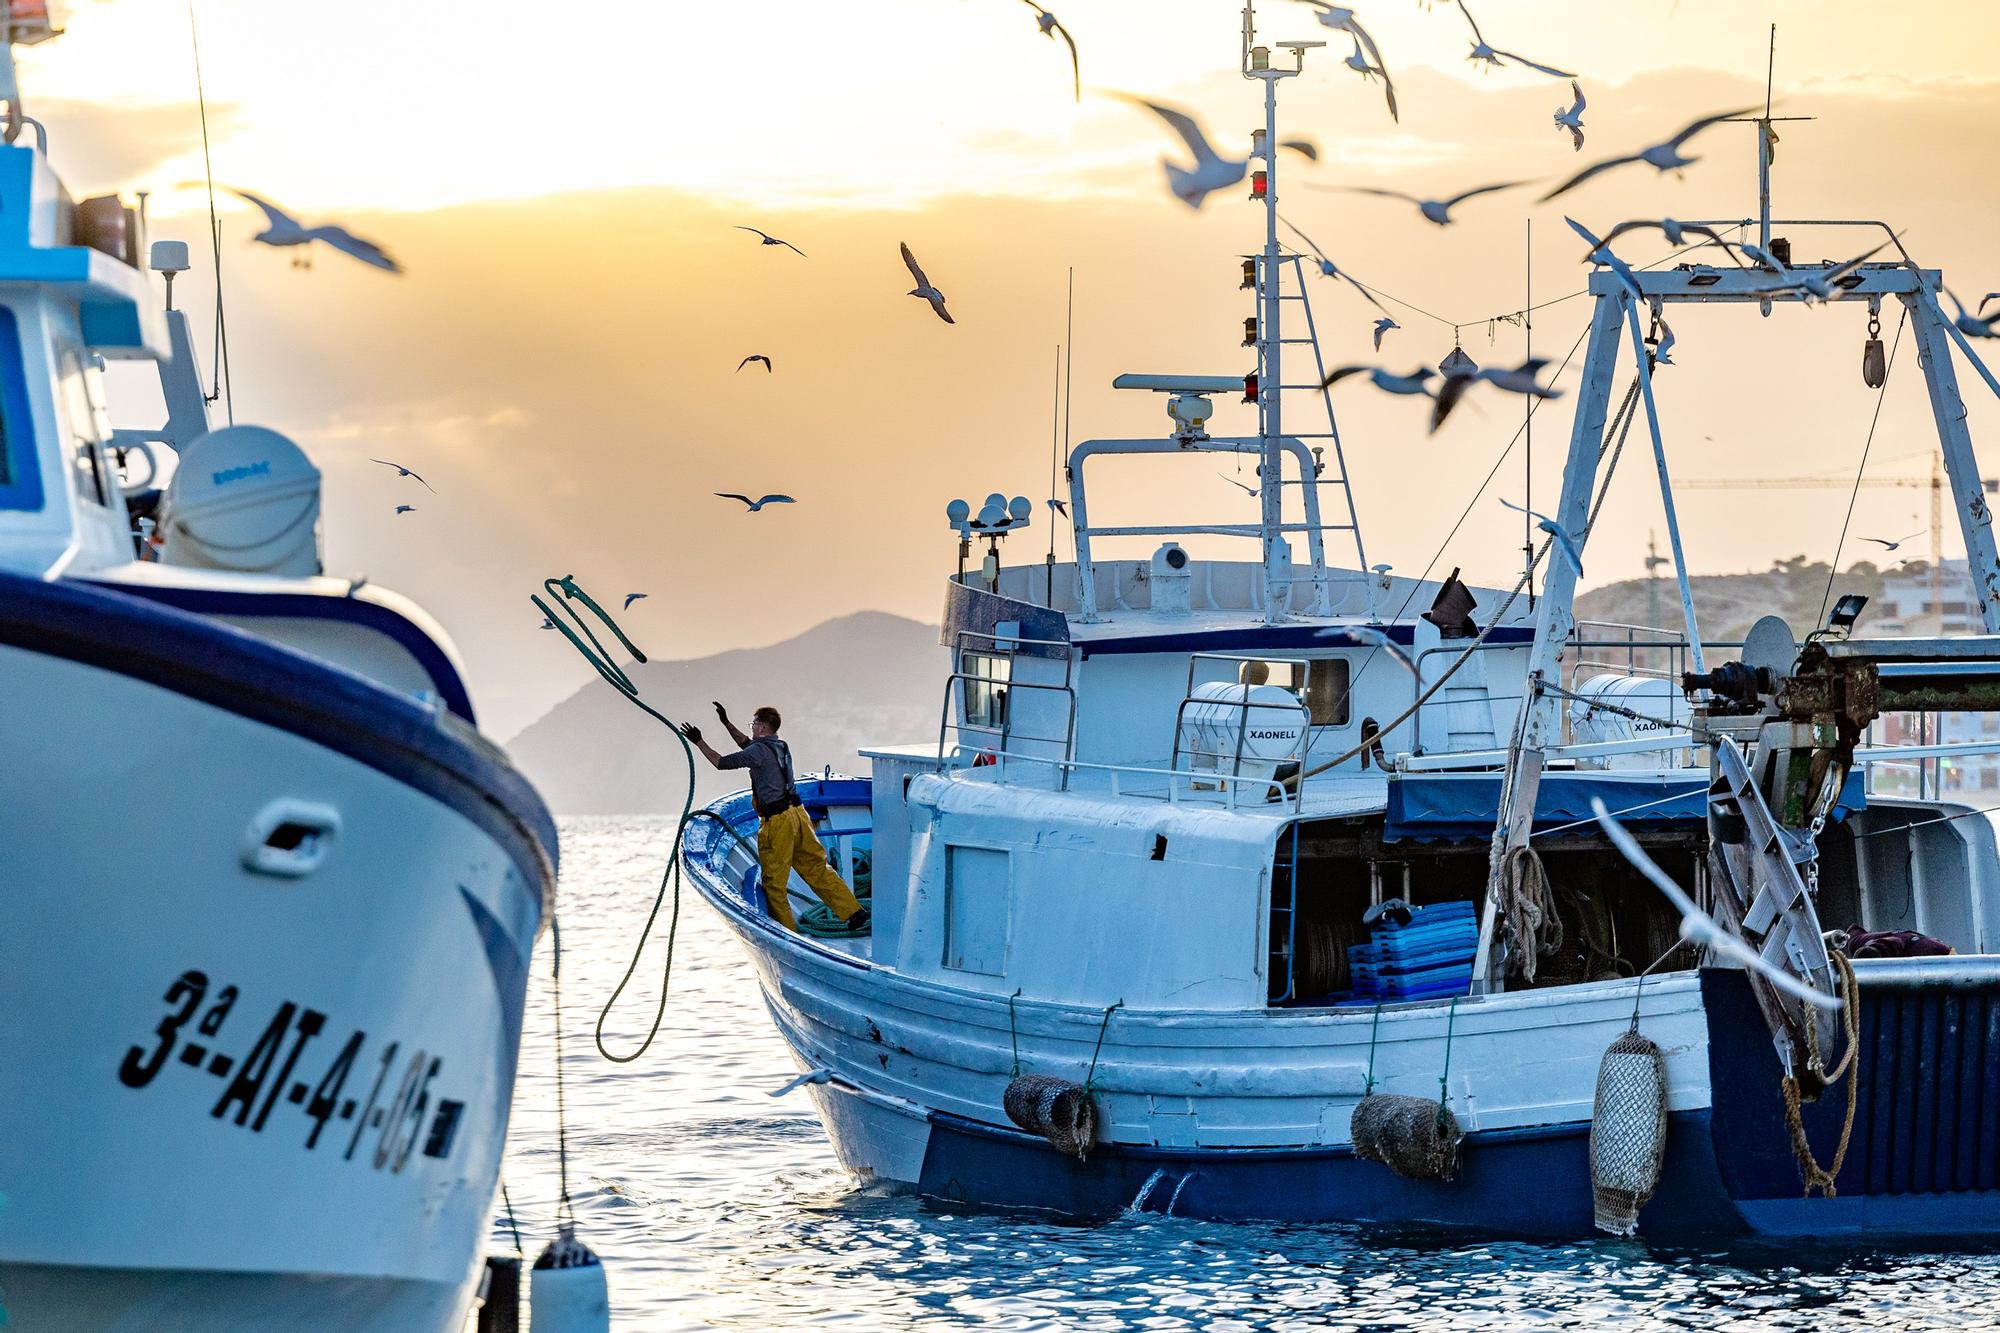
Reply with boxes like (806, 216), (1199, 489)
(0, 568), (556, 906)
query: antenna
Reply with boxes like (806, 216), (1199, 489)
(1722, 24), (1813, 255)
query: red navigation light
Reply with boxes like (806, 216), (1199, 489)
(1242, 373), (1259, 403)
(1250, 171), (1267, 199)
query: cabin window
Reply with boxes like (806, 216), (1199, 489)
(58, 347), (107, 507)
(962, 650), (1011, 731)
(0, 307), (42, 511)
(943, 845), (1010, 975)
(1235, 657), (1351, 727)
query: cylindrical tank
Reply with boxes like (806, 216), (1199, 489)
(1184, 680), (1306, 784)
(1567, 673), (1690, 769)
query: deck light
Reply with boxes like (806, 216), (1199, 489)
(1242, 258), (1257, 289)
(1250, 45), (1270, 71)
(1243, 317), (1258, 346)
(1827, 593), (1869, 635)
(1686, 270), (1723, 287)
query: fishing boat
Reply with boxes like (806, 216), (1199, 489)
(681, 9), (2000, 1238)
(0, 14), (553, 1328)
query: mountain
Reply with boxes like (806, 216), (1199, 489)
(1574, 555), (1892, 646)
(505, 611), (944, 814)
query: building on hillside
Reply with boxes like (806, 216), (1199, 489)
(1865, 559), (2000, 800)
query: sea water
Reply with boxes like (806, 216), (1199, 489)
(493, 818), (1995, 1330)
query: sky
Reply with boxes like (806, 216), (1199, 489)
(22, 0), (2000, 735)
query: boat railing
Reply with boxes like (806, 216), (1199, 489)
(939, 742), (1294, 810)
(1171, 652), (1313, 810)
(936, 630), (1078, 788)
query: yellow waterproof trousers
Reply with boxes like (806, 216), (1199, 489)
(757, 803), (862, 930)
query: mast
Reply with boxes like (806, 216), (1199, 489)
(1242, 2), (1315, 624)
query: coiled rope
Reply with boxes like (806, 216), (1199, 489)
(531, 575), (698, 1065)
(1781, 951), (1863, 1198)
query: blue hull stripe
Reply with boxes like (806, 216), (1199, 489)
(0, 569), (557, 905)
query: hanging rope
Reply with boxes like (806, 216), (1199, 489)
(549, 913), (576, 1224)
(1362, 1001), (1385, 1095)
(1083, 1000), (1123, 1095)
(186, 0), (232, 422)
(1781, 951), (1863, 1198)
(499, 1180), (525, 1259)
(1500, 845), (1563, 982)
(1008, 988), (1023, 1078)
(1818, 307), (1910, 625)
(1435, 996), (1461, 1133)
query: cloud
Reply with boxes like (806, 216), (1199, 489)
(28, 97), (243, 197)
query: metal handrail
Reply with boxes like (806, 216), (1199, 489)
(940, 743), (1293, 809)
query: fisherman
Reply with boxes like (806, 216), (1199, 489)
(679, 703), (870, 934)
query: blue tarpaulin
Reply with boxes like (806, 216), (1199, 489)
(1383, 768), (1867, 843)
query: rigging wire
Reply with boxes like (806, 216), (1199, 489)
(186, 0), (232, 423)
(1817, 306), (1909, 625)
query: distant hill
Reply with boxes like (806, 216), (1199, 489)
(505, 612), (944, 814)
(1575, 554), (1892, 646)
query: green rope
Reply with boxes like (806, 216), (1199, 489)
(1436, 996), (1461, 1132)
(1084, 1000), (1123, 1094)
(1008, 988), (1023, 1078)
(1362, 1001), (1385, 1095)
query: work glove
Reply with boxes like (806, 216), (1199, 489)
(678, 721), (703, 745)
(712, 701), (730, 724)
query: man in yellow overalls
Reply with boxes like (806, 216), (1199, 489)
(680, 703), (869, 933)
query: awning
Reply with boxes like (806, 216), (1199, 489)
(1382, 768), (1866, 843)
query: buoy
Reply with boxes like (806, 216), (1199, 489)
(1003, 1073), (1097, 1159)
(1349, 1092), (1462, 1181)
(530, 1224), (611, 1332)
(1589, 1027), (1668, 1236)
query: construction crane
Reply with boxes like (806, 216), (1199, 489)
(1675, 455), (2000, 610)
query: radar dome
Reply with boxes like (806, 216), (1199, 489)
(160, 425), (323, 577)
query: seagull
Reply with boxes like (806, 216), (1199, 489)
(1860, 530), (1925, 552)
(1456, 0), (1575, 78)
(1280, 138), (1319, 161)
(1554, 81), (1586, 151)
(1123, 96), (1245, 209)
(1945, 290), (2000, 338)
(1046, 497), (1068, 518)
(1324, 365), (1435, 397)
(715, 492), (797, 512)
(1541, 107), (1756, 202)
(1598, 218), (1745, 263)
(1591, 798), (1842, 1012)
(623, 592), (649, 610)
(900, 242), (955, 324)
(394, 504), (417, 515)
(1219, 470), (1260, 498)
(540, 616), (557, 630)
(1297, 1), (1394, 121)
(1565, 217), (1646, 301)
(1373, 317), (1400, 351)
(1017, 1), (1079, 101)
(1653, 315), (1677, 366)
(1331, 180), (1523, 227)
(1501, 497), (1583, 577)
(369, 458), (434, 491)
(1982, 294), (2000, 316)
(769, 1068), (834, 1097)
(231, 190), (400, 272)
(1336, 33), (1399, 122)
(734, 226), (806, 257)
(1479, 358), (1563, 399)
(1279, 216), (1390, 314)
(1737, 238), (1891, 304)
(737, 354), (773, 373)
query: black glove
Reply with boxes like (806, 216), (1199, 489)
(712, 701), (730, 724)
(678, 721), (703, 745)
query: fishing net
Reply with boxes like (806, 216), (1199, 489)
(1350, 1092), (1463, 1181)
(1589, 1027), (1668, 1236)
(1003, 1074), (1098, 1160)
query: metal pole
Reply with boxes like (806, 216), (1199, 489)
(1258, 52), (1286, 624)
(1758, 24), (1775, 252)
(1907, 286), (2000, 630)
(1623, 299), (1707, 674)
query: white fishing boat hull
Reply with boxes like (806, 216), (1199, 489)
(0, 578), (553, 1330)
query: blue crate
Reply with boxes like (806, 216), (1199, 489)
(1346, 901), (1477, 1002)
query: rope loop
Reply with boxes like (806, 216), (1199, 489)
(1363, 1001), (1385, 1095)
(1780, 952), (1863, 1198)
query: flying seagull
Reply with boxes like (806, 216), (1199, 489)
(737, 354), (773, 373)
(1598, 217), (1745, 263)
(1554, 81), (1586, 151)
(1046, 497), (1068, 518)
(1542, 107), (1756, 202)
(900, 242), (954, 324)
(1946, 290), (2000, 339)
(1737, 238), (1891, 304)
(370, 458), (434, 491)
(1373, 317), (1400, 351)
(1653, 315), (1678, 366)
(1280, 138), (1319, 161)
(1018, 2), (1080, 101)
(1331, 180), (1522, 227)
(393, 504), (417, 515)
(623, 592), (649, 610)
(1501, 497), (1584, 577)
(231, 190), (400, 272)
(1218, 470), (1260, 498)
(716, 492), (796, 512)
(1565, 217), (1647, 302)
(1860, 530), (1925, 552)
(1457, 0), (1575, 78)
(1335, 33), (1399, 122)
(734, 226), (806, 257)
(1323, 365), (1436, 398)
(540, 616), (556, 630)
(1279, 216), (1389, 314)
(1123, 95), (1246, 209)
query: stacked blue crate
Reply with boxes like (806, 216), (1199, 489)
(1346, 900), (1478, 1001)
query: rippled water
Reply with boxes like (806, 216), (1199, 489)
(494, 817), (1997, 1330)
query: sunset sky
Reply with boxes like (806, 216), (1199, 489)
(24, 0), (2000, 734)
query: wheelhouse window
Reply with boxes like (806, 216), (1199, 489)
(962, 650), (1012, 731)
(1235, 657), (1352, 727)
